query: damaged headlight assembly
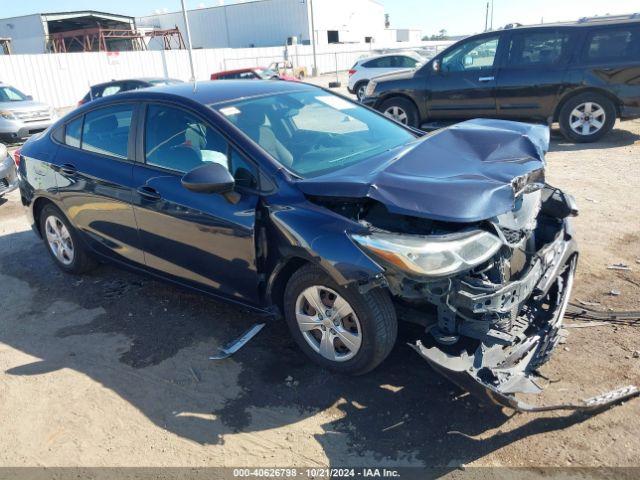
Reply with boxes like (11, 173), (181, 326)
(351, 230), (503, 278)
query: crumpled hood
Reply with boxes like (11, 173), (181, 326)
(297, 119), (550, 223)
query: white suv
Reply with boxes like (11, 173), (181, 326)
(348, 52), (424, 101)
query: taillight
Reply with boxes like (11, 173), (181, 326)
(77, 99), (86, 106)
(348, 69), (356, 76)
(13, 147), (21, 167)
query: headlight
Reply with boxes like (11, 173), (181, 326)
(351, 230), (502, 278)
(0, 110), (16, 120)
(365, 80), (377, 97)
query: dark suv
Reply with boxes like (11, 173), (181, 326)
(363, 14), (640, 142)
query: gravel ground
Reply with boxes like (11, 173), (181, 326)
(0, 100), (638, 470)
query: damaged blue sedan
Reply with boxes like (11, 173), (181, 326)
(17, 80), (637, 411)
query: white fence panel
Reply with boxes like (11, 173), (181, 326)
(0, 40), (453, 109)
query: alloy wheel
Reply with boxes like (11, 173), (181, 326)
(569, 102), (606, 136)
(44, 215), (74, 265)
(384, 106), (408, 124)
(357, 84), (367, 101)
(294, 285), (362, 362)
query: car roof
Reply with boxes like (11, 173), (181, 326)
(90, 77), (179, 89)
(123, 79), (317, 105)
(213, 67), (262, 75)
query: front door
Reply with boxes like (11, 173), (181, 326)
(131, 103), (262, 304)
(426, 34), (502, 119)
(496, 29), (575, 120)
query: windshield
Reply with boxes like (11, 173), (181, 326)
(0, 86), (28, 102)
(214, 91), (416, 178)
(254, 68), (279, 79)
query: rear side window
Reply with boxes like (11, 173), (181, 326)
(583, 27), (639, 63)
(65, 117), (82, 148)
(81, 104), (133, 159)
(363, 57), (393, 68)
(507, 31), (570, 66)
(101, 85), (122, 97)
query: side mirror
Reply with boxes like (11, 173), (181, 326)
(432, 59), (440, 73)
(25, 95), (33, 100)
(181, 162), (234, 194)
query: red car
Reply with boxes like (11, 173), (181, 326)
(210, 67), (298, 82)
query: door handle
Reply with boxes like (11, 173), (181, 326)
(59, 163), (77, 175)
(136, 186), (162, 201)
(478, 76), (495, 82)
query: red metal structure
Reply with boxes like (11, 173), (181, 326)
(48, 27), (146, 53)
(144, 27), (187, 50)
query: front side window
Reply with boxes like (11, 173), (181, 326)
(81, 104), (133, 159)
(583, 27), (639, 63)
(145, 104), (228, 173)
(396, 56), (419, 68)
(441, 36), (499, 72)
(215, 90), (415, 178)
(507, 31), (570, 66)
(0, 86), (27, 102)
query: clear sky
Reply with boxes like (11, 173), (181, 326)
(1, 0), (637, 36)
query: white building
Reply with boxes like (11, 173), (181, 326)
(138, 0), (390, 49)
(0, 11), (137, 54)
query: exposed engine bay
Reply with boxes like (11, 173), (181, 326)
(302, 119), (639, 412)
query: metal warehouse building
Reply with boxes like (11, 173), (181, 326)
(137, 0), (389, 49)
(0, 11), (138, 54)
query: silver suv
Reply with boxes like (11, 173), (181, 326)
(0, 83), (56, 143)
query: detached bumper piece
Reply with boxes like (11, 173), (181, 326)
(410, 222), (639, 413)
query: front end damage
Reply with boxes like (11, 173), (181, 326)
(300, 119), (639, 412)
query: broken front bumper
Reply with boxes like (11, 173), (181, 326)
(410, 219), (639, 412)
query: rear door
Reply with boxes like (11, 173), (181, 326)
(426, 34), (503, 119)
(496, 28), (575, 120)
(55, 102), (144, 265)
(131, 102), (262, 304)
(578, 24), (640, 103)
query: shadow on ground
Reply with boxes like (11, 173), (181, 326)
(0, 230), (594, 467)
(549, 123), (640, 152)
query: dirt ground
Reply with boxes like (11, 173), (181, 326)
(0, 113), (638, 471)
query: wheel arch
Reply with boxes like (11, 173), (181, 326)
(32, 196), (57, 238)
(267, 256), (312, 317)
(553, 87), (622, 122)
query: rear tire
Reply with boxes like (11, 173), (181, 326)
(283, 264), (397, 375)
(558, 92), (616, 143)
(39, 204), (96, 274)
(379, 97), (419, 127)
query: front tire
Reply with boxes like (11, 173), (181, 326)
(355, 81), (368, 101)
(558, 93), (616, 143)
(379, 97), (419, 127)
(283, 264), (397, 375)
(40, 204), (96, 274)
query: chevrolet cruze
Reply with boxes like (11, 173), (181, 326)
(18, 80), (581, 408)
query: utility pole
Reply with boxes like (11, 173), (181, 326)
(181, 0), (196, 82)
(484, 2), (489, 31)
(490, 0), (494, 31)
(309, 0), (318, 76)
